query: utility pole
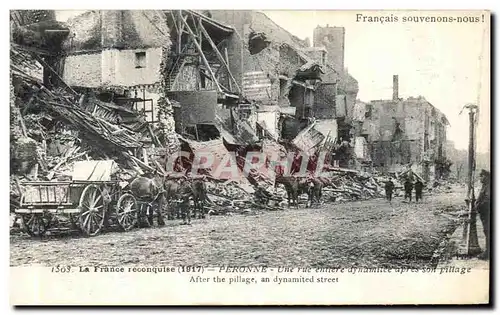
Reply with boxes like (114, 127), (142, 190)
(459, 103), (481, 256)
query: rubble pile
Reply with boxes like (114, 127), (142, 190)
(10, 39), (442, 220)
(429, 179), (454, 194)
(322, 172), (383, 201)
(204, 181), (256, 214)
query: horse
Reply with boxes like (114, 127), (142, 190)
(128, 173), (166, 227)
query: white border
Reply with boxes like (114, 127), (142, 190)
(3, 1), (498, 313)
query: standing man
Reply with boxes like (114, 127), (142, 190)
(404, 177), (414, 202)
(414, 179), (424, 202)
(385, 178), (395, 202)
(475, 169), (491, 260)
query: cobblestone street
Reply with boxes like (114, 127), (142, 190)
(10, 188), (466, 269)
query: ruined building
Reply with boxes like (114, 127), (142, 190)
(61, 11), (171, 123)
(57, 10), (255, 147)
(306, 25), (360, 167)
(210, 10), (324, 142)
(30, 10), (365, 170)
(210, 12), (362, 167)
(362, 75), (449, 180)
(162, 10), (248, 142)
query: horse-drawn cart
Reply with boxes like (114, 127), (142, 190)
(14, 160), (149, 237)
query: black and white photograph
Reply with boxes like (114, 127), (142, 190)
(9, 8), (490, 305)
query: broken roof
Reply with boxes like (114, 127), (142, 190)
(186, 10), (235, 35)
(296, 60), (325, 78)
(253, 11), (309, 49)
(10, 45), (44, 84)
(249, 12), (323, 72)
(62, 10), (171, 52)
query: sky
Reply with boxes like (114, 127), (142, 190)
(262, 10), (490, 153)
(54, 10), (490, 153)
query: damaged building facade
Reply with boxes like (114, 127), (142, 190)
(162, 10), (249, 142)
(61, 11), (172, 124)
(210, 10), (323, 139)
(51, 10), (363, 169)
(308, 25), (360, 168)
(12, 9), (447, 180)
(10, 9), (456, 228)
(361, 75), (450, 180)
(210, 11), (360, 167)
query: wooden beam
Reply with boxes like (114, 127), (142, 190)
(33, 54), (78, 96)
(171, 58), (187, 90)
(14, 105), (28, 137)
(43, 30), (70, 34)
(181, 15), (222, 93)
(177, 11), (185, 55)
(194, 124), (200, 141)
(169, 10), (179, 34)
(224, 47), (233, 91)
(200, 24), (241, 94)
(198, 17), (202, 42)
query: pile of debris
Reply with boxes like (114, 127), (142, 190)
(320, 169), (385, 202)
(9, 44), (181, 211)
(11, 42), (446, 220)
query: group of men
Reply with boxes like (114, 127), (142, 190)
(382, 169), (491, 260)
(384, 176), (424, 203)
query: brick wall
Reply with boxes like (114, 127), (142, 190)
(62, 52), (102, 87)
(313, 26), (345, 74)
(211, 10), (308, 106)
(63, 10), (170, 53)
(102, 48), (163, 86)
(366, 97), (448, 170)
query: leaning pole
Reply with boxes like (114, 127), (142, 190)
(459, 104), (481, 256)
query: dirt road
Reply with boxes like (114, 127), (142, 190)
(10, 188), (466, 269)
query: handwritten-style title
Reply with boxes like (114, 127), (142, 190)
(356, 13), (485, 24)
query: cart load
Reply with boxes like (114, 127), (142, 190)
(15, 160), (157, 237)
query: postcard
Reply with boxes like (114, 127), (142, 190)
(9, 9), (490, 305)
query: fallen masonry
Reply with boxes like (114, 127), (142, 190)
(9, 23), (452, 235)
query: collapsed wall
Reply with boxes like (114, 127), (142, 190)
(60, 10), (178, 149)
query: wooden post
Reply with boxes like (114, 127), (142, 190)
(198, 18), (202, 43)
(194, 124), (200, 141)
(199, 23), (241, 94)
(15, 106), (28, 137)
(180, 14), (222, 93)
(177, 11), (183, 55)
(224, 47), (233, 91)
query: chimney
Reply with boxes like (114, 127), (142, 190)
(101, 10), (123, 49)
(392, 75), (399, 101)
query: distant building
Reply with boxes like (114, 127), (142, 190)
(310, 25), (359, 168)
(363, 75), (449, 180)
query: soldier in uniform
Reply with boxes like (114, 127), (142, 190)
(385, 178), (395, 202)
(404, 177), (414, 202)
(475, 169), (491, 260)
(414, 179), (424, 202)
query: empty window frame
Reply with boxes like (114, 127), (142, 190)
(135, 52), (146, 68)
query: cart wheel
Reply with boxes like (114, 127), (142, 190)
(78, 185), (106, 237)
(116, 193), (138, 231)
(21, 213), (52, 237)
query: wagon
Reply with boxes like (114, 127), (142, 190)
(14, 160), (149, 237)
